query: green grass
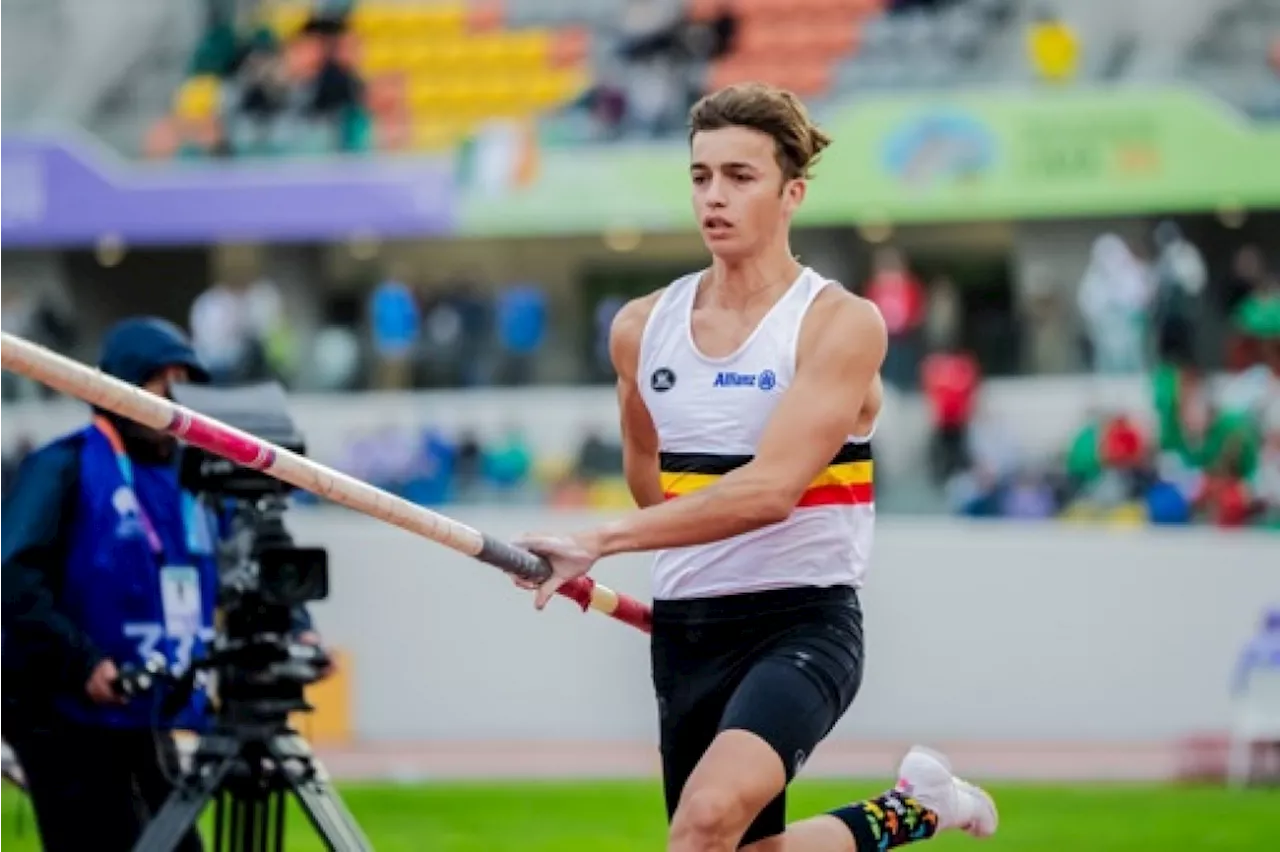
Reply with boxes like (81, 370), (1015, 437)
(3, 779), (1277, 850)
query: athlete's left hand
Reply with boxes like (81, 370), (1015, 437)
(512, 531), (603, 611)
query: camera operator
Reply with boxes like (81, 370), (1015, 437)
(2, 316), (329, 852)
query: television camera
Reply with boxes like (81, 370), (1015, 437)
(120, 381), (370, 852)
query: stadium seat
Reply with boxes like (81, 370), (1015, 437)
(268, 2), (310, 40)
(173, 75), (221, 121)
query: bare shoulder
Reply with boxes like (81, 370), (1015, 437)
(798, 285), (887, 369)
(608, 288), (667, 378)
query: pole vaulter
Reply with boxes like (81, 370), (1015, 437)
(0, 330), (652, 634)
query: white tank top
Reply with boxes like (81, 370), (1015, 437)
(637, 266), (876, 601)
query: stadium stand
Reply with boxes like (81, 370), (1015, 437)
(140, 0), (1030, 157)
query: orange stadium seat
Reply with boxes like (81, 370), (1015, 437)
(549, 26), (590, 68)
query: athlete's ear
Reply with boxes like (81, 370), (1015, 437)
(782, 178), (806, 215)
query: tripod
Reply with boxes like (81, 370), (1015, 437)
(129, 648), (372, 852)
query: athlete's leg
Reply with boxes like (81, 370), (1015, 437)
(670, 598), (865, 851)
(739, 747), (999, 852)
(668, 728), (788, 852)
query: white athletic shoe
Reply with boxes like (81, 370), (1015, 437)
(894, 746), (998, 839)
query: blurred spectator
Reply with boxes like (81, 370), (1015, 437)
(999, 467), (1058, 520)
(305, 324), (363, 391)
(1255, 404), (1280, 529)
(494, 284), (548, 386)
(454, 429), (485, 499)
(945, 408), (1024, 518)
(865, 247), (928, 390)
(154, 4), (370, 160)
(1230, 271), (1280, 375)
(921, 343), (981, 486)
(1061, 407), (1157, 520)
(300, 21), (370, 153)
(1026, 6), (1080, 84)
(1229, 607), (1280, 785)
(226, 31), (293, 156)
(483, 427), (534, 493)
(0, 290), (34, 399)
(924, 275), (962, 354)
(368, 272), (421, 390)
(1220, 244), (1267, 322)
(1150, 221), (1207, 367)
(189, 271), (287, 385)
(1077, 234), (1152, 374)
(413, 278), (493, 388)
(592, 295), (627, 381)
(575, 430), (624, 481)
(403, 427), (458, 506)
(617, 0), (691, 137)
(1232, 607), (1280, 697)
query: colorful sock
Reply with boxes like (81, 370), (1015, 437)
(829, 790), (940, 850)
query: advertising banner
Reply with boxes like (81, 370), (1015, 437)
(1, 134), (456, 248)
(458, 87), (1280, 235)
(4, 88), (1276, 247)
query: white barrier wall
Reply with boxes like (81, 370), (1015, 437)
(291, 509), (1279, 745)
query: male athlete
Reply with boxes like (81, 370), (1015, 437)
(516, 83), (998, 852)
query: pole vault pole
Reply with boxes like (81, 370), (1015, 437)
(1, 331), (652, 634)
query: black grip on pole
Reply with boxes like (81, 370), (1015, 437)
(477, 534), (553, 583)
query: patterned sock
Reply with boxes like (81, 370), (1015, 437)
(829, 790), (940, 850)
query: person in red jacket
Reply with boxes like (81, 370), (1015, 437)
(921, 345), (981, 486)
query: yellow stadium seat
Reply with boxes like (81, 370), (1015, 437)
(467, 34), (508, 67)
(480, 78), (529, 118)
(413, 3), (466, 36)
(349, 3), (400, 39)
(399, 41), (436, 75)
(359, 39), (403, 74)
(174, 75), (221, 121)
(502, 31), (550, 69)
(548, 68), (590, 103)
(407, 78), (447, 114)
(268, 3), (310, 40)
(437, 39), (473, 71)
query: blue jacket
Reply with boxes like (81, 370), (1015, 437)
(0, 422), (220, 726)
(2, 423), (218, 731)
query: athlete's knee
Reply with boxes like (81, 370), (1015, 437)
(669, 787), (752, 851)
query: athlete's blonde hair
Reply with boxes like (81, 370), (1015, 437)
(687, 83), (832, 181)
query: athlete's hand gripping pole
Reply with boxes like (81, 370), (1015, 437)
(0, 331), (652, 634)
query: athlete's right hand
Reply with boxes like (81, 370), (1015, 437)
(86, 658), (127, 705)
(512, 531), (603, 611)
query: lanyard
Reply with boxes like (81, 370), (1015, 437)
(94, 416), (170, 560)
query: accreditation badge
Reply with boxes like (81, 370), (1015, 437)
(160, 565), (203, 639)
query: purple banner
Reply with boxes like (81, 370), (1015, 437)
(1, 134), (457, 247)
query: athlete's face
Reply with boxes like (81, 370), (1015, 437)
(690, 126), (805, 260)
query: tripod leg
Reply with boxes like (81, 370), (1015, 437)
(134, 753), (238, 852)
(268, 735), (373, 852)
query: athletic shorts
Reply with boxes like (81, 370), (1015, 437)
(650, 584), (865, 847)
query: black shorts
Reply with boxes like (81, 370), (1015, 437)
(650, 584), (865, 847)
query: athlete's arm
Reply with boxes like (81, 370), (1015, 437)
(594, 290), (887, 556)
(610, 294), (665, 508)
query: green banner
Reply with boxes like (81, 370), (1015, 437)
(456, 87), (1280, 236)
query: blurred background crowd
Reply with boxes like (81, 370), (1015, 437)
(3, 0), (1278, 533)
